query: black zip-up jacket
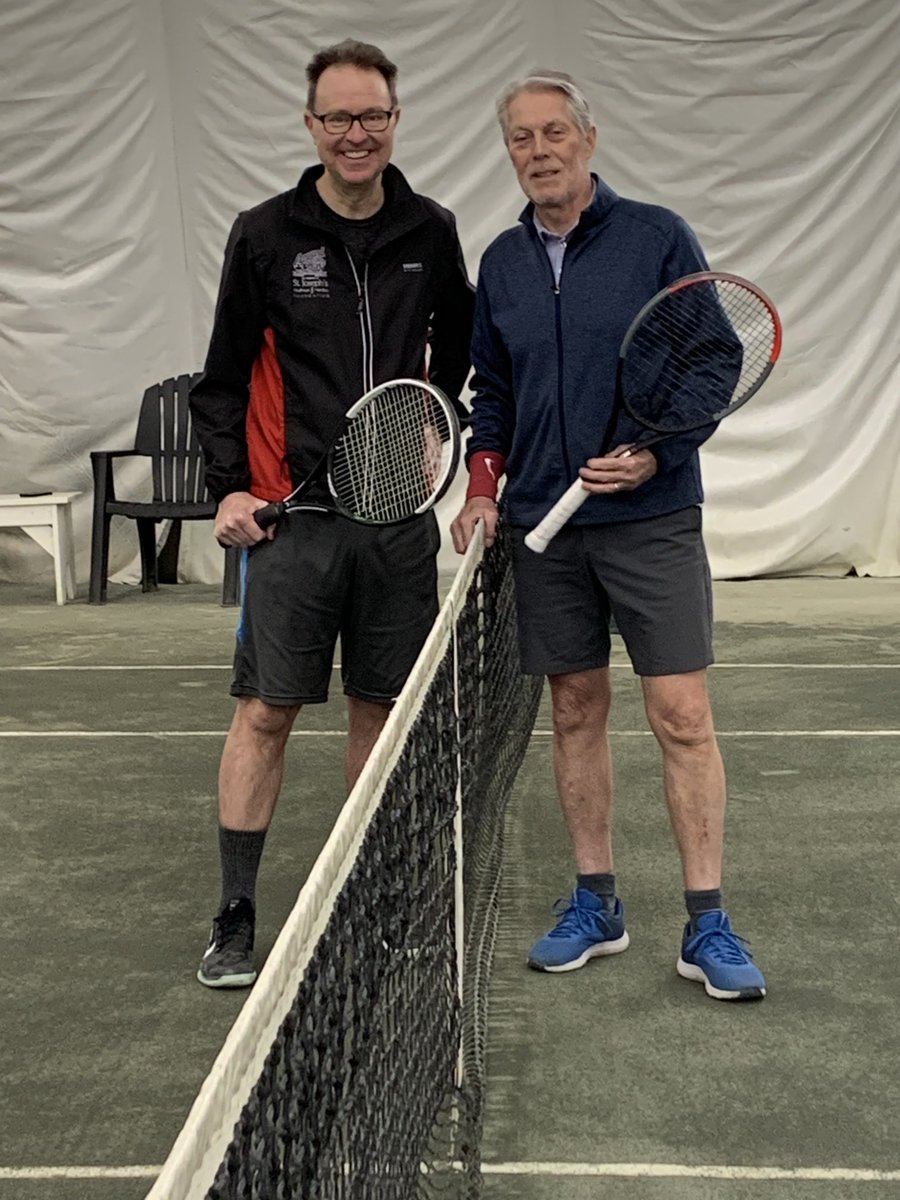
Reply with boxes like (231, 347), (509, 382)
(190, 164), (475, 503)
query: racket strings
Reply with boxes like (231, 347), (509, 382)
(623, 280), (777, 433)
(330, 383), (455, 522)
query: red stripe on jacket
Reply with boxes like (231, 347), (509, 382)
(247, 327), (293, 501)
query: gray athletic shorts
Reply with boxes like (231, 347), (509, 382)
(509, 506), (713, 677)
(231, 510), (440, 705)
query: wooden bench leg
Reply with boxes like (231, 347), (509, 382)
(50, 507), (65, 605)
(61, 502), (77, 600)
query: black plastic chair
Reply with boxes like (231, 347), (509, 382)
(89, 373), (240, 605)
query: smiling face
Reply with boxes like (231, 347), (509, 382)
(505, 88), (596, 230)
(304, 63), (399, 209)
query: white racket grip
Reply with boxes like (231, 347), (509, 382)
(524, 478), (590, 553)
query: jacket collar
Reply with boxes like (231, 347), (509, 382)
(518, 172), (618, 239)
(289, 163), (425, 239)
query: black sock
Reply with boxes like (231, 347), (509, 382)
(218, 825), (267, 912)
(685, 888), (723, 923)
(577, 872), (617, 909)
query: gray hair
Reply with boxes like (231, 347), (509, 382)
(496, 71), (593, 139)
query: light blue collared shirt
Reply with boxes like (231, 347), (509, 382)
(533, 183), (596, 287)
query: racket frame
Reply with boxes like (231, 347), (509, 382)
(524, 271), (782, 553)
(254, 378), (461, 530)
(618, 270), (782, 441)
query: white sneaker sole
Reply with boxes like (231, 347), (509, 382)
(528, 930), (630, 973)
(676, 956), (766, 1000)
(196, 966), (257, 989)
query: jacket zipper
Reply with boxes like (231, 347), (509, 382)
(549, 245), (573, 480)
(346, 251), (374, 395)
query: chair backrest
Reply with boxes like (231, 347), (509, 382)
(134, 374), (211, 504)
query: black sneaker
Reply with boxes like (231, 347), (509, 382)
(197, 897), (257, 988)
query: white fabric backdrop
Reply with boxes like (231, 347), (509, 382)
(1, 0), (898, 588)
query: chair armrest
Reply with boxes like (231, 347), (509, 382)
(90, 450), (151, 504)
(90, 449), (147, 461)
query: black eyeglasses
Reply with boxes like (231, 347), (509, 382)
(310, 109), (395, 135)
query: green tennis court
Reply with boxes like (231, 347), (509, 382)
(1, 570), (898, 1199)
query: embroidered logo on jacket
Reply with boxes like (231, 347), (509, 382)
(292, 247), (329, 298)
(402, 262), (423, 272)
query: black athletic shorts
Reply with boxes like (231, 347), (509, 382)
(509, 506), (713, 677)
(230, 510), (440, 705)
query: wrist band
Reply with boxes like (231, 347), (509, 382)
(466, 450), (506, 502)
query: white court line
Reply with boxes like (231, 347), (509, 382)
(0, 730), (345, 738)
(704, 663), (900, 669)
(2, 729), (900, 739)
(0, 664), (230, 671)
(2, 662), (900, 671)
(2, 1161), (899, 1183)
(0, 664), (336, 672)
(482, 1161), (900, 1182)
(0, 1166), (160, 1179)
(533, 729), (900, 738)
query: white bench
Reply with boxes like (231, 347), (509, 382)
(0, 492), (80, 604)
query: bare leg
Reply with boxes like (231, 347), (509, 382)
(218, 696), (301, 830)
(641, 670), (726, 890)
(346, 696), (393, 789)
(548, 667), (614, 873)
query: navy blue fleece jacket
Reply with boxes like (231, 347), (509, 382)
(467, 175), (715, 526)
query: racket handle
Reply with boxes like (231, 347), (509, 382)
(524, 478), (590, 553)
(253, 500), (286, 529)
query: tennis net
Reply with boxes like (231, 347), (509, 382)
(147, 521), (543, 1199)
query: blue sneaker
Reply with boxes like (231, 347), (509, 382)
(527, 888), (630, 972)
(676, 909), (766, 1000)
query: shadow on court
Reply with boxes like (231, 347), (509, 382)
(0, 576), (898, 1199)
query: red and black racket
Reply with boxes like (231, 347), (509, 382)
(253, 378), (461, 529)
(525, 271), (782, 553)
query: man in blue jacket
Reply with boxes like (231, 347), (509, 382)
(451, 71), (766, 1001)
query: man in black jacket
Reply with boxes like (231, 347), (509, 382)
(191, 38), (474, 989)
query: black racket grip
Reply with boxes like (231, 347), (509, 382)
(253, 500), (286, 529)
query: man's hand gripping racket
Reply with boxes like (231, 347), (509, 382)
(524, 272), (782, 553)
(233, 379), (461, 541)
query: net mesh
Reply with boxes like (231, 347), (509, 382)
(621, 276), (778, 432)
(329, 382), (460, 522)
(147, 522), (542, 1200)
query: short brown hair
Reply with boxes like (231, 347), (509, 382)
(305, 39), (399, 110)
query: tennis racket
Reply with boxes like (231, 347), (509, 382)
(253, 378), (461, 529)
(524, 271), (782, 553)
